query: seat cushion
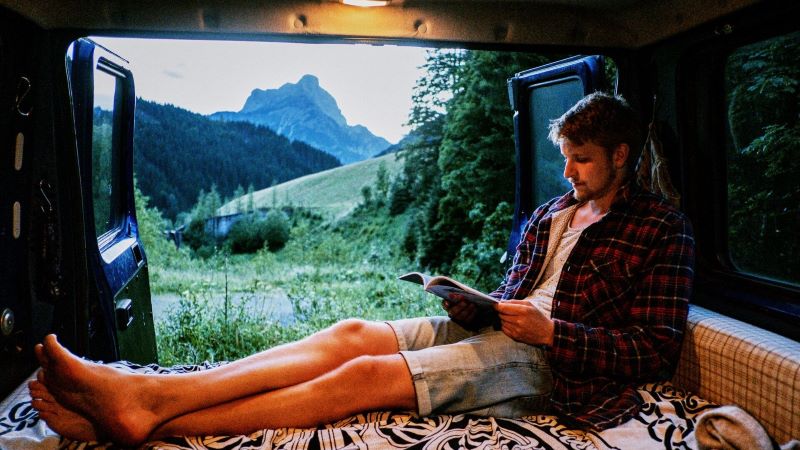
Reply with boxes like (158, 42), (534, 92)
(673, 305), (800, 443)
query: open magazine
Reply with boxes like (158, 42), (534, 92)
(398, 272), (499, 307)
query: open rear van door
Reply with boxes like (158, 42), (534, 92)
(505, 56), (607, 255)
(66, 39), (157, 364)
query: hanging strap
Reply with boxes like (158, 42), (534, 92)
(636, 95), (681, 207)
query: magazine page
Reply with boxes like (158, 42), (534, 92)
(398, 272), (431, 286)
(425, 285), (498, 306)
(398, 272), (498, 306)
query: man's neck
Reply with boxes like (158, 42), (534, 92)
(571, 178), (626, 229)
(571, 202), (607, 229)
(586, 197), (613, 216)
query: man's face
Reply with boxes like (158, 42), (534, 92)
(559, 139), (625, 204)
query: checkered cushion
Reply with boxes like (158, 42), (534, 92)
(673, 305), (800, 443)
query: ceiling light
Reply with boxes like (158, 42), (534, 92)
(342, 0), (390, 7)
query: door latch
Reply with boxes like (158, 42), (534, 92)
(115, 299), (134, 330)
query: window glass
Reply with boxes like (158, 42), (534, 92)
(92, 66), (121, 238)
(529, 77), (583, 206)
(724, 31), (799, 285)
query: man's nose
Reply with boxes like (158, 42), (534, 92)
(563, 160), (575, 180)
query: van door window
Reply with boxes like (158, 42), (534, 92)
(724, 31), (799, 286)
(506, 56), (608, 255)
(529, 78), (583, 207)
(92, 65), (122, 239)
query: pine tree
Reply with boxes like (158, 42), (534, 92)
(419, 50), (551, 270)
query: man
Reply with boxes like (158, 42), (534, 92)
(29, 92), (694, 447)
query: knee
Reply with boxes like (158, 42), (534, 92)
(328, 319), (373, 348)
(338, 355), (416, 409)
(341, 354), (383, 378)
(320, 319), (397, 356)
(331, 319), (374, 344)
(331, 318), (370, 335)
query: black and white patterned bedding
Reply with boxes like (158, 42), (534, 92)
(0, 361), (716, 450)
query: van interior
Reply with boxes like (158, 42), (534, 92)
(0, 0), (797, 448)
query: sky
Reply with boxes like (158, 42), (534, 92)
(93, 37), (430, 144)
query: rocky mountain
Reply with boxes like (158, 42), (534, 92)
(210, 75), (390, 164)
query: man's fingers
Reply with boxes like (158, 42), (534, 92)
(447, 299), (477, 323)
(443, 293), (467, 311)
(495, 302), (528, 316)
(449, 298), (469, 310)
(502, 299), (529, 305)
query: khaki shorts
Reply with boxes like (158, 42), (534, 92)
(387, 316), (553, 418)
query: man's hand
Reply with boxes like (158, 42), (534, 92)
(442, 294), (480, 330)
(495, 299), (554, 346)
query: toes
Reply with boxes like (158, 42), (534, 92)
(39, 388), (56, 402)
(31, 398), (56, 413)
(42, 334), (79, 370)
(28, 379), (43, 396)
(29, 381), (56, 402)
(35, 343), (48, 368)
(42, 334), (60, 360)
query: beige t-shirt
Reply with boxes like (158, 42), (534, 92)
(525, 204), (584, 316)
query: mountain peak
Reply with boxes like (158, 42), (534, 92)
(297, 74), (319, 87)
(240, 74), (345, 127)
(210, 75), (391, 163)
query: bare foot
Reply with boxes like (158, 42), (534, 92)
(29, 380), (100, 442)
(37, 334), (161, 447)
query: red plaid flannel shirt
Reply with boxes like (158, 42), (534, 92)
(491, 182), (695, 429)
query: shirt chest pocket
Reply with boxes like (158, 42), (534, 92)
(580, 259), (635, 323)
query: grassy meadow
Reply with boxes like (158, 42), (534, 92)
(150, 159), (443, 366)
(217, 152), (403, 219)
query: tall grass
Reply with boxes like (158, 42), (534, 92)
(153, 210), (442, 366)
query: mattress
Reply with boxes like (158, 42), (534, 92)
(0, 361), (715, 450)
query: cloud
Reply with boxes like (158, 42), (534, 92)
(162, 69), (184, 79)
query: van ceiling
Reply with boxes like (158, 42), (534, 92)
(1, 0), (762, 48)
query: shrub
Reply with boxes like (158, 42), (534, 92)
(388, 175), (413, 216)
(360, 185), (373, 208)
(263, 209), (291, 251)
(227, 210), (291, 254)
(134, 182), (171, 266)
(183, 217), (212, 252)
(227, 215), (263, 253)
(453, 201), (513, 292)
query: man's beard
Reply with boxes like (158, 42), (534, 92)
(571, 166), (619, 202)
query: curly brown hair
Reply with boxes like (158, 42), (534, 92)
(548, 92), (642, 173)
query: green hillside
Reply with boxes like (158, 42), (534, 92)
(134, 99), (340, 219)
(218, 152), (403, 219)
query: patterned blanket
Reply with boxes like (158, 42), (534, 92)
(0, 361), (716, 450)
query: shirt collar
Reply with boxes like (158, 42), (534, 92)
(609, 180), (641, 211)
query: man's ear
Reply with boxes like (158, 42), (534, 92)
(613, 143), (629, 169)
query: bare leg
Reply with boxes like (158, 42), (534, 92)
(37, 319), (399, 447)
(29, 379), (99, 442)
(151, 353), (416, 439)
